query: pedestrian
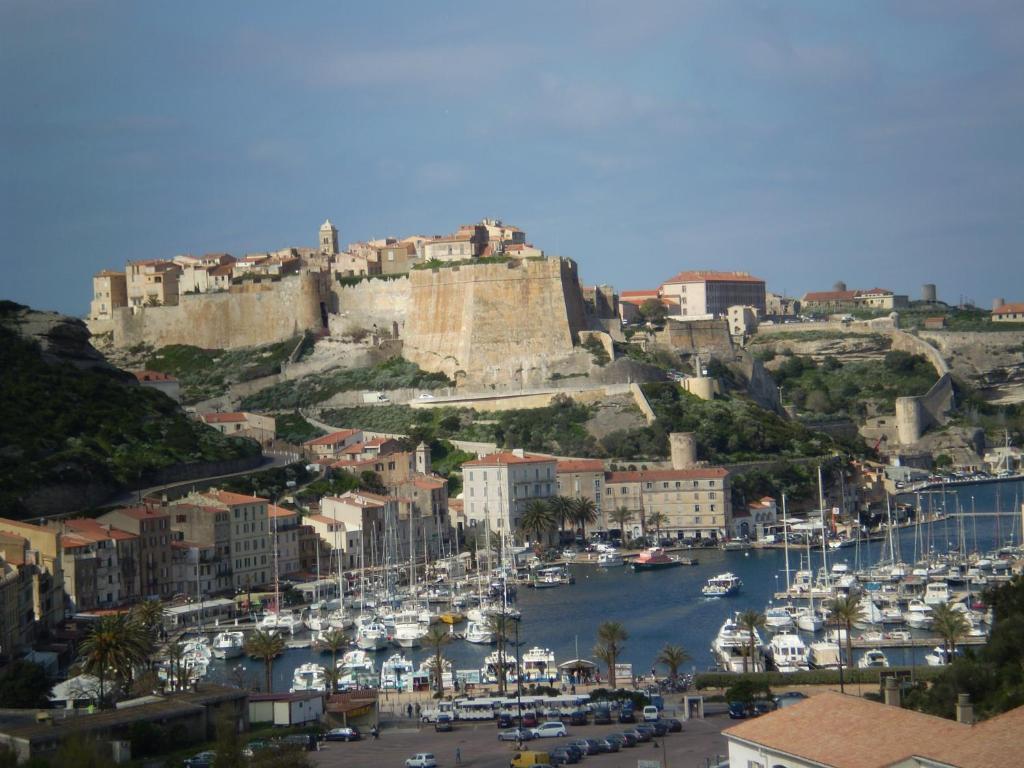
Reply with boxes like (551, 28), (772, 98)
(415, 702), (421, 717)
(407, 703), (413, 718)
(455, 746), (461, 764)
(371, 725), (379, 740)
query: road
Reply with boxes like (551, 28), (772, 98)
(311, 714), (731, 768)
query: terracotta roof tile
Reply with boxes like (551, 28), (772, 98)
(662, 270), (763, 285)
(304, 429), (361, 447)
(557, 459), (605, 473)
(604, 468), (729, 483)
(993, 302), (1024, 315)
(462, 451), (555, 467)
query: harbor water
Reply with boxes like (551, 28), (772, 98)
(207, 479), (1024, 692)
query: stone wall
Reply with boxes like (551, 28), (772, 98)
(896, 373), (955, 445)
(402, 258), (588, 385)
(656, 318), (734, 356)
(330, 276), (411, 336)
(103, 274), (330, 349)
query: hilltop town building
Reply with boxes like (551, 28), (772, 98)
(0, 519), (65, 637)
(319, 220), (339, 255)
(462, 451), (558, 536)
(556, 459), (607, 529)
(89, 270), (127, 321)
(303, 429), (365, 461)
(199, 412), (276, 445)
(97, 506), (173, 600)
(659, 271), (766, 317)
(602, 467), (732, 541)
(126, 260), (182, 307)
(992, 302), (1024, 322)
(802, 285), (909, 314)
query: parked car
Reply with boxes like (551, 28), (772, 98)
(570, 738), (601, 756)
(635, 724), (656, 741)
(643, 705), (660, 721)
(499, 728), (536, 742)
(618, 731), (638, 747)
(278, 734), (317, 751)
(531, 721), (568, 738)
(595, 738), (620, 753)
(568, 710), (589, 726)
(184, 752), (216, 768)
(604, 733), (627, 750)
(497, 713), (515, 728)
(773, 692), (809, 709)
(547, 746), (580, 765)
(405, 754), (437, 768)
(649, 720), (669, 737)
(521, 711), (540, 728)
(417, 393), (435, 400)
(325, 727), (361, 742)
(664, 718), (683, 732)
(628, 726), (652, 742)
(558, 744), (584, 762)
(618, 706), (636, 723)
(593, 706), (613, 725)
(510, 751), (554, 768)
(435, 714), (454, 732)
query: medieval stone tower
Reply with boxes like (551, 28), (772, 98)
(415, 441), (431, 475)
(319, 219), (339, 255)
(669, 432), (697, 470)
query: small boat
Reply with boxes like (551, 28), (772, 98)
(924, 582), (952, 606)
(597, 550), (624, 567)
(211, 631), (244, 659)
(808, 640), (841, 669)
(355, 620), (390, 651)
(702, 572), (742, 597)
(290, 663), (327, 693)
(711, 614), (766, 673)
(924, 646), (957, 667)
(534, 566), (565, 588)
(337, 650), (377, 690)
(632, 547), (683, 572)
(857, 649), (889, 669)
(439, 611), (465, 625)
(764, 606), (795, 632)
(464, 620), (495, 645)
(794, 606), (824, 633)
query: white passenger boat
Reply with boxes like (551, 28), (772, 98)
(290, 663), (327, 693)
(769, 633), (809, 673)
(924, 581), (952, 606)
(857, 649), (890, 669)
(337, 650), (377, 689)
(521, 647), (557, 683)
(380, 652), (415, 690)
(764, 606), (795, 632)
(702, 573), (742, 597)
(392, 611), (428, 648)
(905, 600), (934, 629)
(711, 614), (765, 673)
(355, 620), (390, 651)
(211, 630), (245, 659)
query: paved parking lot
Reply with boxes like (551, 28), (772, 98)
(311, 715), (730, 768)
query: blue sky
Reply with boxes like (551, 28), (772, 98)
(2, 1), (1023, 316)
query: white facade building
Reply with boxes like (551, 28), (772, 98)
(461, 450), (557, 537)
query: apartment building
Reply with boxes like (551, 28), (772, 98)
(556, 459), (607, 530)
(269, 505), (301, 578)
(330, 450), (416, 487)
(0, 537), (37, 660)
(303, 429), (364, 461)
(89, 270), (128, 321)
(659, 271), (766, 317)
(126, 259), (181, 307)
(603, 467), (732, 541)
(0, 519), (64, 634)
(199, 412), (276, 445)
(58, 519), (139, 608)
(462, 451), (558, 535)
(98, 506), (173, 600)
(169, 539), (231, 598)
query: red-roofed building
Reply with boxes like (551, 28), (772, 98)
(603, 467), (731, 541)
(90, 270), (128, 321)
(304, 429), (364, 460)
(462, 450), (558, 537)
(659, 271), (766, 317)
(0, 534), (37, 657)
(802, 286), (909, 313)
(0, 518), (65, 633)
(99, 505), (173, 600)
(993, 301), (1024, 322)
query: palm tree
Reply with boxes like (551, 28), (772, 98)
(736, 610), (766, 674)
(931, 603), (970, 662)
(486, 612), (512, 695)
(548, 496), (575, 535)
(318, 629), (347, 692)
(129, 600), (164, 673)
(646, 511), (668, 542)
(593, 621), (628, 689)
(422, 625), (452, 696)
(519, 499), (555, 547)
(165, 640), (186, 692)
(827, 595), (860, 672)
(570, 498), (598, 541)
(655, 643), (691, 685)
(79, 614), (150, 706)
(245, 630), (286, 693)
(609, 507), (634, 541)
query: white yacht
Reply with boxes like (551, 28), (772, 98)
(795, 606), (825, 633)
(764, 606), (795, 632)
(857, 648), (890, 669)
(290, 663), (327, 693)
(337, 650), (377, 689)
(327, 607), (353, 630)
(211, 630), (245, 659)
(597, 550), (624, 567)
(853, 598), (883, 629)
(392, 611), (428, 648)
(808, 640), (842, 668)
(305, 604), (331, 633)
(355, 620), (390, 651)
(380, 652), (415, 690)
(905, 600), (934, 629)
(711, 614), (766, 673)
(481, 650), (518, 684)
(769, 633), (810, 673)
(464, 620), (495, 644)
(259, 610), (304, 636)
(924, 581), (952, 606)
(521, 647), (557, 683)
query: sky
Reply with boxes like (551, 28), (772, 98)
(2, 1), (1023, 317)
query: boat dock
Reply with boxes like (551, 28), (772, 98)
(849, 635), (987, 649)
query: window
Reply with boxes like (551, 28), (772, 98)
(662, 482), (669, 489)
(693, 481), (699, 488)
(620, 487), (627, 495)
(695, 505), (701, 512)
(645, 482), (653, 490)
(710, 505), (716, 512)
(709, 480), (716, 487)
(709, 492), (717, 500)
(675, 481), (681, 488)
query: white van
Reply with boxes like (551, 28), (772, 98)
(643, 705), (660, 722)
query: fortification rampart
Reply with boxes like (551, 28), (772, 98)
(402, 258), (588, 385)
(330, 277), (411, 336)
(656, 319), (734, 355)
(101, 274), (330, 349)
(896, 373), (954, 445)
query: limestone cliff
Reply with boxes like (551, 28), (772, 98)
(402, 258), (588, 386)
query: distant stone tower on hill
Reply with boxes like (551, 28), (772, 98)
(320, 219), (339, 255)
(669, 432), (697, 470)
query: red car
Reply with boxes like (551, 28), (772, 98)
(521, 711), (539, 728)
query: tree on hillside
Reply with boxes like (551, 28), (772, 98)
(638, 299), (668, 326)
(0, 661), (50, 708)
(212, 713), (245, 768)
(78, 614), (150, 707)
(594, 621), (629, 689)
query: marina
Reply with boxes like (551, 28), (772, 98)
(169, 478), (1024, 693)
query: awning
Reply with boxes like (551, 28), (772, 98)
(557, 658), (597, 671)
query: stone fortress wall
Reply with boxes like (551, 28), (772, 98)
(401, 257), (589, 386)
(100, 274), (332, 350)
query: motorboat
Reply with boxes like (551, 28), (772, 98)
(259, 610), (304, 636)
(464, 620), (495, 645)
(769, 633), (810, 673)
(380, 652), (415, 690)
(857, 649), (890, 669)
(305, 603), (331, 633)
(417, 657), (454, 690)
(853, 598), (883, 629)
(632, 547), (682, 572)
(327, 608), (353, 630)
(392, 611), (428, 648)
(521, 647), (557, 683)
(711, 614), (766, 673)
(354, 620), (390, 651)
(880, 606), (906, 625)
(808, 640), (842, 668)
(597, 550), (624, 567)
(905, 600), (934, 629)
(924, 646), (958, 667)
(702, 572), (742, 597)
(290, 663), (327, 693)
(481, 650), (518, 684)
(924, 581), (952, 606)
(764, 606), (795, 632)
(794, 606), (824, 633)
(211, 630), (245, 659)
(534, 566), (565, 588)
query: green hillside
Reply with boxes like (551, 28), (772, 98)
(0, 316), (259, 517)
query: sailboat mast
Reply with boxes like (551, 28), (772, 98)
(781, 494), (791, 593)
(817, 465), (831, 589)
